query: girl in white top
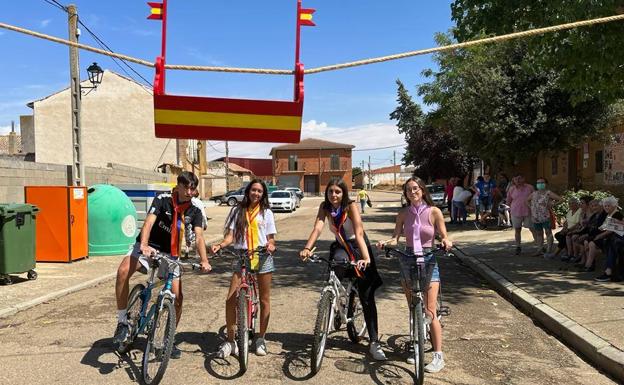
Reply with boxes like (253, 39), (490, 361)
(211, 179), (277, 358)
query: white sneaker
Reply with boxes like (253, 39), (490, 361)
(369, 341), (387, 361)
(255, 337), (268, 356)
(424, 352), (445, 373)
(406, 345), (415, 364)
(217, 341), (238, 358)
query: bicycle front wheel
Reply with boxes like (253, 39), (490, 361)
(117, 283), (145, 354)
(412, 301), (425, 385)
(142, 297), (176, 385)
(346, 289), (367, 343)
(311, 290), (333, 375)
(237, 288), (250, 373)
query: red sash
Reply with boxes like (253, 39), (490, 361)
(330, 210), (364, 278)
(171, 191), (191, 257)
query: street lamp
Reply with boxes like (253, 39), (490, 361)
(82, 62), (103, 93)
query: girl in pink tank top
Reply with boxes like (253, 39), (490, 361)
(376, 177), (452, 373)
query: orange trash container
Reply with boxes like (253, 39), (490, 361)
(24, 186), (88, 263)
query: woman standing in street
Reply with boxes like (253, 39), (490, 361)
(212, 179), (277, 358)
(300, 178), (387, 361)
(378, 176), (452, 373)
(506, 174), (535, 255)
(527, 178), (562, 257)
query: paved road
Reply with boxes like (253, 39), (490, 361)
(0, 192), (617, 384)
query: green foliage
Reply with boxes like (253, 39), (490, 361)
(450, 0), (624, 104)
(419, 35), (613, 164)
(390, 80), (476, 180)
(552, 189), (615, 220)
(352, 167), (362, 176)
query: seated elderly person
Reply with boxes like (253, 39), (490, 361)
(581, 196), (623, 272)
(546, 196), (585, 260)
(595, 215), (624, 282)
(572, 200), (607, 267)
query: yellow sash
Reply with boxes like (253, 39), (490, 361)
(246, 205), (261, 270)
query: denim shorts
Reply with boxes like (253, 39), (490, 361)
(400, 247), (440, 283)
(235, 249), (275, 274)
(127, 242), (181, 280)
(533, 220), (551, 231)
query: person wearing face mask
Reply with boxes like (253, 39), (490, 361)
(506, 174), (536, 255)
(300, 177), (387, 361)
(527, 178), (562, 257)
(377, 176), (452, 373)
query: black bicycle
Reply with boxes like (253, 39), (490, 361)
(384, 245), (450, 385)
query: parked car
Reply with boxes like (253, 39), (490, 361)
(269, 190), (297, 212)
(400, 184), (446, 209)
(209, 187), (245, 206)
(285, 187), (304, 200)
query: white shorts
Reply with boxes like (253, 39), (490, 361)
(127, 242), (181, 280)
(511, 215), (533, 229)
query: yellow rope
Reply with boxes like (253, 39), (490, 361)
(1, 13), (623, 75)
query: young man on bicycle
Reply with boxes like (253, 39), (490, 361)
(113, 171), (212, 358)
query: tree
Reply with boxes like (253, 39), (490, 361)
(390, 80), (476, 181)
(450, 0), (624, 103)
(418, 35), (613, 166)
(352, 166), (362, 176)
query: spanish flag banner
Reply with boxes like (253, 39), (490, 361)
(147, 2), (164, 20)
(299, 8), (316, 26)
(154, 94), (304, 143)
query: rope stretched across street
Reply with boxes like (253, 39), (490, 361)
(1, 13), (624, 75)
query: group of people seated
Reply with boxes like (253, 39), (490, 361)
(549, 195), (623, 282)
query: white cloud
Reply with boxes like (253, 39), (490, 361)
(0, 125), (15, 135)
(40, 19), (52, 28)
(211, 120), (405, 162)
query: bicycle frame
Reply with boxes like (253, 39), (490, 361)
(312, 256), (362, 335)
(237, 258), (259, 331)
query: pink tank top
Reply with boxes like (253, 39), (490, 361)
(404, 205), (435, 249)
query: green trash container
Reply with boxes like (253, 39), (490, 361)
(0, 204), (39, 285)
(87, 184), (138, 256)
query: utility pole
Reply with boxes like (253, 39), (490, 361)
(225, 141), (230, 192)
(393, 150), (397, 187)
(68, 4), (83, 186)
(368, 155), (371, 190)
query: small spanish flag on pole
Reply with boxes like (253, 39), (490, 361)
(299, 7), (316, 26)
(147, 2), (164, 20)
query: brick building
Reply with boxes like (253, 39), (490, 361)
(213, 157), (273, 180)
(508, 124), (624, 198)
(270, 138), (354, 194)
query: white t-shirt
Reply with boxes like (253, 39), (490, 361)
(452, 187), (465, 202)
(227, 207), (277, 249)
(191, 197), (208, 229)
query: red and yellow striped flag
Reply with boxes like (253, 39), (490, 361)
(147, 2), (164, 20)
(299, 8), (316, 26)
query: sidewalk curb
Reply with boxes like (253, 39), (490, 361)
(455, 252), (624, 382)
(0, 209), (305, 320)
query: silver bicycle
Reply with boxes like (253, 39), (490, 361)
(307, 252), (366, 375)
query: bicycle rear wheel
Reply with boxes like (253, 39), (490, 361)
(237, 288), (250, 373)
(117, 283), (145, 354)
(346, 289), (366, 343)
(311, 290), (333, 375)
(142, 297), (176, 385)
(412, 301), (425, 385)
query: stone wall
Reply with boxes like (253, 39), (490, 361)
(0, 158), (170, 203)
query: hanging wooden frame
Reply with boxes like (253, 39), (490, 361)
(147, 0), (314, 143)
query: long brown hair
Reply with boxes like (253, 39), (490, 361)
(224, 179), (270, 243)
(403, 176), (434, 207)
(322, 177), (353, 212)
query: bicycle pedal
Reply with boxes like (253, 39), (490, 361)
(439, 306), (450, 316)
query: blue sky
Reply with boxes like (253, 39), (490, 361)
(0, 0), (454, 169)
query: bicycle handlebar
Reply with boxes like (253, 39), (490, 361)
(140, 251), (204, 272)
(215, 246), (270, 259)
(383, 244), (449, 259)
(307, 253), (358, 267)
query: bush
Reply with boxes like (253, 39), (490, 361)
(552, 189), (614, 221)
